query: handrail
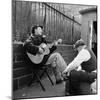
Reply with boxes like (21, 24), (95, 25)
(43, 3), (81, 26)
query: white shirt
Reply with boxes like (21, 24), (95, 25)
(64, 46), (91, 73)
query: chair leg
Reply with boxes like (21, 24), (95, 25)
(34, 72), (46, 91)
(28, 72), (34, 86)
(39, 69), (46, 79)
(45, 69), (54, 85)
(28, 79), (33, 86)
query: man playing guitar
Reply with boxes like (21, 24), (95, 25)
(24, 25), (68, 84)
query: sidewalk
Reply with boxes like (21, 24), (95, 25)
(13, 75), (66, 99)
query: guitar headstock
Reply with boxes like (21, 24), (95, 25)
(40, 43), (47, 48)
(57, 39), (62, 44)
(53, 39), (62, 46)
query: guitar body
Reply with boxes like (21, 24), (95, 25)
(27, 39), (62, 64)
(27, 52), (44, 64)
(27, 44), (50, 64)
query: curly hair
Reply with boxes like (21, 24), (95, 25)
(31, 25), (43, 35)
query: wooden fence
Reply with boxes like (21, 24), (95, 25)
(12, 0), (81, 44)
(12, 0), (80, 91)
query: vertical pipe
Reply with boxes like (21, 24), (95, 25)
(89, 21), (93, 49)
(72, 16), (74, 42)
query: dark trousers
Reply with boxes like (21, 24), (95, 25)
(66, 70), (97, 95)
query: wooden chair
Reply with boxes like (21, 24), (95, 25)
(23, 45), (54, 91)
(28, 64), (54, 91)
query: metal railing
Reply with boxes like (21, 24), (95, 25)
(12, 1), (81, 44)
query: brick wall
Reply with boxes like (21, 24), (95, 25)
(13, 43), (33, 91)
(13, 43), (77, 91)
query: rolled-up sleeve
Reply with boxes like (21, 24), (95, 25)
(64, 49), (91, 72)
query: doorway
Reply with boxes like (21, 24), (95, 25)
(92, 21), (97, 57)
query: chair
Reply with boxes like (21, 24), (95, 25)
(22, 46), (54, 91)
(28, 64), (54, 91)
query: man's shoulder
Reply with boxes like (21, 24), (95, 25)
(79, 48), (91, 58)
(24, 36), (33, 45)
(42, 35), (46, 38)
(25, 37), (31, 43)
(81, 48), (90, 54)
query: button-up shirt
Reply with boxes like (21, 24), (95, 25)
(64, 46), (91, 73)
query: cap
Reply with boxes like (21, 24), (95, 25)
(74, 39), (86, 49)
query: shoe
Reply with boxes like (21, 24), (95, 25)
(56, 79), (63, 84)
(61, 72), (69, 81)
(65, 92), (70, 96)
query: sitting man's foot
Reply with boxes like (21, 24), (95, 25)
(61, 72), (69, 81)
(56, 79), (63, 84)
(65, 92), (70, 96)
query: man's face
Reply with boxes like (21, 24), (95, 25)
(35, 27), (43, 36)
(77, 46), (83, 52)
(73, 45), (80, 52)
(73, 44), (77, 51)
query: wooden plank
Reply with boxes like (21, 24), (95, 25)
(41, 3), (44, 24)
(43, 4), (47, 35)
(49, 4), (52, 41)
(13, 67), (32, 78)
(16, 1), (21, 41)
(12, 0), (16, 41)
(20, 1), (22, 40)
(38, 2), (40, 24)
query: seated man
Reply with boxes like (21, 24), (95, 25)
(24, 25), (68, 84)
(63, 39), (97, 95)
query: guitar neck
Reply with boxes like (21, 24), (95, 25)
(48, 40), (61, 48)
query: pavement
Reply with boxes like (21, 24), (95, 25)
(13, 75), (97, 100)
(13, 75), (66, 99)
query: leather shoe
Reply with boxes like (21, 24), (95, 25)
(56, 79), (63, 84)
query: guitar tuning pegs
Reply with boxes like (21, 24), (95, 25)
(58, 39), (62, 44)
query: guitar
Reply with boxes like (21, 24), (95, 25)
(27, 39), (62, 64)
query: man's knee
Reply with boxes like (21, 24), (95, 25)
(70, 70), (80, 80)
(53, 52), (62, 57)
(70, 70), (89, 82)
(88, 72), (97, 83)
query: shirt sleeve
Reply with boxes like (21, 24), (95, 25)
(24, 39), (39, 55)
(42, 36), (47, 44)
(64, 49), (91, 72)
